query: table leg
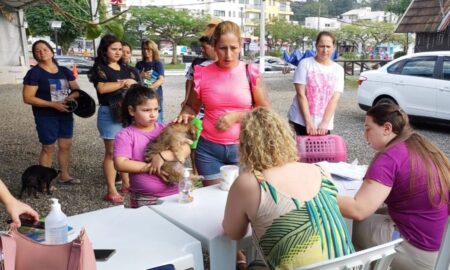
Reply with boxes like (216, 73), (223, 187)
(209, 236), (237, 270)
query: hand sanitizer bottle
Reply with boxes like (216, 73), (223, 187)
(45, 198), (68, 244)
(178, 168), (194, 203)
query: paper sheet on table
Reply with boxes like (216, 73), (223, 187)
(316, 161), (367, 181)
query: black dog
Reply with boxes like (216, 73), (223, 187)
(20, 165), (59, 198)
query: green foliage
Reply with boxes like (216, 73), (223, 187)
(394, 51), (406, 59)
(129, 6), (209, 64)
(104, 21), (124, 39)
(386, 0), (412, 16)
(25, 0), (90, 53)
(341, 52), (358, 60)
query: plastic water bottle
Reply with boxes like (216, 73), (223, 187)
(45, 198), (68, 244)
(178, 168), (194, 203)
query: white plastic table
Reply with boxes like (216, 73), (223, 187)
(68, 205), (204, 270)
(150, 185), (251, 270)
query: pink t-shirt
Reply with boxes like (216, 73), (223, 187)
(193, 62), (259, 144)
(366, 142), (449, 251)
(113, 123), (178, 197)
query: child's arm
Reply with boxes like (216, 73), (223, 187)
(114, 157), (152, 174)
(148, 145), (191, 175)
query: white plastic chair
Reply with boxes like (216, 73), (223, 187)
(435, 217), (450, 270)
(296, 238), (403, 270)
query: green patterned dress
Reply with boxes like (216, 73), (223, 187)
(251, 169), (354, 269)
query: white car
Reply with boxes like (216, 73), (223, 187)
(357, 51), (450, 123)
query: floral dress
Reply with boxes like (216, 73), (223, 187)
(251, 169), (354, 269)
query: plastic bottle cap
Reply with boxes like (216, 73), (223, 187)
(50, 198), (59, 205)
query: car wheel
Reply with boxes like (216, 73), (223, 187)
(375, 97), (397, 107)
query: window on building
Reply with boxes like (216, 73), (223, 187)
(214, 10), (226, 16)
(325, 23), (330, 27)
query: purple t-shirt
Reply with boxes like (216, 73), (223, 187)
(113, 123), (178, 197)
(366, 142), (449, 251)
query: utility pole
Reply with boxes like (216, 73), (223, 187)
(259, 0), (266, 73)
(318, 3), (321, 31)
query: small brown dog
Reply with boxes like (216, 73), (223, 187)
(144, 123), (197, 184)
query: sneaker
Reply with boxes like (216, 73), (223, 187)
(103, 193), (124, 204)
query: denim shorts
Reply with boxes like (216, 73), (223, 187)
(34, 113), (73, 145)
(97, 105), (123, 139)
(195, 137), (239, 181)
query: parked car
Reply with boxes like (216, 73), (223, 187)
(357, 51), (450, 123)
(253, 56), (296, 72)
(55, 56), (94, 74)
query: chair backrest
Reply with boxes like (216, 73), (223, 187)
(296, 239), (403, 270)
(435, 217), (450, 270)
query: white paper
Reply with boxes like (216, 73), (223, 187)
(316, 161), (367, 181)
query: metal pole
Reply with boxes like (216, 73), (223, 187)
(259, 0), (265, 74)
(54, 29), (58, 55)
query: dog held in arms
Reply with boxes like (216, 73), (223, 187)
(20, 165), (59, 198)
(144, 123), (198, 184)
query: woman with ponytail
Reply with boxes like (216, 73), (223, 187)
(338, 103), (450, 270)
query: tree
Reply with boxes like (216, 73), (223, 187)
(25, 0), (126, 54)
(386, 0), (412, 16)
(130, 6), (208, 64)
(25, 0), (91, 53)
(291, 0), (330, 23)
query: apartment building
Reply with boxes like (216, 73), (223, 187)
(305, 17), (340, 30)
(341, 7), (398, 24)
(123, 0), (293, 37)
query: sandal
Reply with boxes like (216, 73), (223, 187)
(58, 178), (81, 185)
(236, 260), (247, 270)
(120, 187), (130, 194)
(103, 193), (124, 204)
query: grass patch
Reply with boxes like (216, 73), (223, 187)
(164, 63), (185, 70)
(345, 78), (359, 91)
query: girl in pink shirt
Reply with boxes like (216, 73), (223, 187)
(114, 86), (188, 207)
(174, 21), (270, 186)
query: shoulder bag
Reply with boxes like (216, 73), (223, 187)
(0, 224), (96, 270)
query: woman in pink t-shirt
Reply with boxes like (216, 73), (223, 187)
(175, 21), (270, 186)
(338, 103), (450, 270)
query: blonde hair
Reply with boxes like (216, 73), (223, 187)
(240, 107), (298, 172)
(141, 40), (160, 61)
(210, 21), (241, 47)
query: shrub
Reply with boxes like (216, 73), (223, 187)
(394, 51), (406, 59)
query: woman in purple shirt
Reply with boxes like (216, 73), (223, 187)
(338, 103), (450, 270)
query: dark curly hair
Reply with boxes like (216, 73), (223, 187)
(121, 85), (160, 127)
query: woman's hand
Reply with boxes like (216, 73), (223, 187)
(52, 101), (69, 112)
(141, 70), (150, 79)
(121, 79), (137, 88)
(215, 112), (239, 131)
(305, 121), (317, 136)
(6, 199), (39, 227)
(173, 113), (194, 124)
(317, 121), (329, 135)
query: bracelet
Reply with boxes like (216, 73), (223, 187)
(159, 152), (166, 161)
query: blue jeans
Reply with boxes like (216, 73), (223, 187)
(195, 137), (239, 181)
(156, 88), (163, 123)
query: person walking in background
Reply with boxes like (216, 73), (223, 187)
(223, 107), (354, 269)
(288, 31), (344, 136)
(114, 86), (186, 207)
(90, 35), (139, 204)
(174, 21), (270, 186)
(23, 40), (82, 187)
(135, 40), (165, 123)
(338, 103), (450, 270)
(182, 21), (219, 175)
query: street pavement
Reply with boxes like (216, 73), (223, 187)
(0, 72), (449, 229)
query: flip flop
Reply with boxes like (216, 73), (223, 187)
(58, 178), (81, 185)
(103, 193), (124, 204)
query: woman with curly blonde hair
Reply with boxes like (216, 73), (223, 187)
(223, 107), (354, 269)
